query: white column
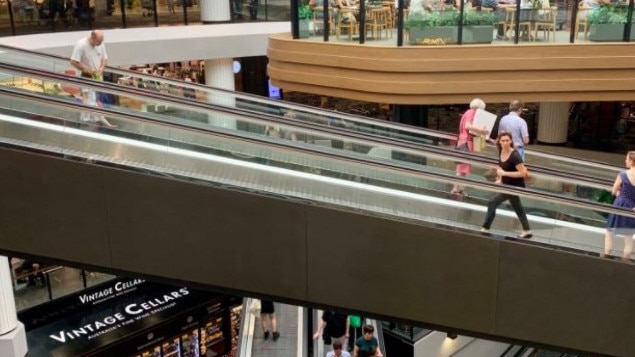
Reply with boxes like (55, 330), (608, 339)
(0, 257), (27, 357)
(537, 102), (570, 144)
(199, 0), (231, 23)
(204, 58), (237, 129)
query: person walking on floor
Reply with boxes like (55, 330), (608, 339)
(480, 132), (533, 239)
(603, 151), (635, 261)
(260, 300), (280, 341)
(498, 100), (529, 161)
(353, 324), (383, 357)
(452, 98), (490, 195)
(313, 310), (350, 352)
(166, 0), (176, 13)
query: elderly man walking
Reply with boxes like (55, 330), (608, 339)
(498, 100), (529, 160)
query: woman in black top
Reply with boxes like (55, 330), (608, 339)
(480, 132), (532, 239)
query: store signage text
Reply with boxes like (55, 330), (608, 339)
(78, 279), (145, 305)
(50, 287), (189, 344)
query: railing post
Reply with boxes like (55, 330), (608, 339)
(624, 0), (634, 41)
(397, 0), (404, 46)
(569, 0), (579, 43)
(291, 0), (299, 39)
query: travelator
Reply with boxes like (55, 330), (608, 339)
(0, 59), (618, 252)
(0, 60), (633, 356)
(0, 44), (621, 186)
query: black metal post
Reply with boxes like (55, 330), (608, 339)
(7, 0), (16, 36)
(265, 0), (268, 20)
(569, 1), (579, 43)
(183, 0), (188, 25)
(514, 0), (521, 44)
(359, 0), (366, 43)
(323, 4), (329, 41)
(120, 0), (128, 28)
(397, 0), (404, 46)
(458, 0), (465, 44)
(153, 0), (159, 25)
(45, 273), (53, 300)
(625, 0), (634, 41)
(81, 269), (87, 288)
(291, 0), (299, 38)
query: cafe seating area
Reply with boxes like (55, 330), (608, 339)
(303, 0), (633, 45)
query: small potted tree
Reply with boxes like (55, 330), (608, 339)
(405, 9), (460, 44)
(588, 6), (634, 41)
(298, 3), (313, 38)
(461, 10), (497, 43)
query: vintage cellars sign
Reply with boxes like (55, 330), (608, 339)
(50, 287), (190, 344)
(78, 279), (145, 305)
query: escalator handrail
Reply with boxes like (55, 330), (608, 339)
(0, 44), (458, 140)
(0, 44), (620, 177)
(235, 298), (253, 357)
(0, 60), (613, 189)
(0, 84), (632, 221)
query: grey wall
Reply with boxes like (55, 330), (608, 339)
(0, 146), (632, 357)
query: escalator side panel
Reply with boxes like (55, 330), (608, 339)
(496, 243), (635, 357)
(0, 147), (635, 356)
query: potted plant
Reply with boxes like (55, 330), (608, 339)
(298, 4), (313, 38)
(405, 9), (460, 45)
(587, 6), (635, 41)
(461, 10), (497, 43)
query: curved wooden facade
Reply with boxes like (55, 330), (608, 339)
(268, 33), (635, 104)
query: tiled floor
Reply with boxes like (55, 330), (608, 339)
(252, 303), (300, 357)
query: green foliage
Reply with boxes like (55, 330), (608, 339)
(462, 10), (497, 25)
(406, 9), (497, 29)
(298, 4), (313, 20)
(587, 6), (631, 25)
(405, 9), (460, 29)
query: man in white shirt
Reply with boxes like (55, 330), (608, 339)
(70, 30), (115, 128)
(71, 30), (107, 80)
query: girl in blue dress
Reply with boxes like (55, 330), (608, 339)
(604, 151), (635, 260)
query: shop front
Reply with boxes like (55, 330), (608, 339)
(20, 278), (243, 357)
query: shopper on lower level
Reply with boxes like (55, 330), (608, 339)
(260, 300), (280, 341)
(327, 340), (351, 357)
(353, 325), (382, 357)
(313, 310), (349, 351)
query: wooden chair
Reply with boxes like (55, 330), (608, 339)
(534, 6), (557, 41)
(312, 6), (334, 35)
(575, 5), (591, 40)
(365, 7), (392, 39)
(402, 7), (409, 41)
(336, 8), (358, 41)
(382, 2), (396, 27)
(502, 7), (532, 40)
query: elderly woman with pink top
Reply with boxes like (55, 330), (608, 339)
(451, 98), (489, 195)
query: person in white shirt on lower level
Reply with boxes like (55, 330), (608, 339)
(327, 341), (351, 357)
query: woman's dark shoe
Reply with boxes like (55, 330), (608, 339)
(272, 331), (280, 341)
(264, 331), (270, 340)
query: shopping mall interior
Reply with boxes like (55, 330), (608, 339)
(0, 0), (633, 356)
